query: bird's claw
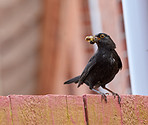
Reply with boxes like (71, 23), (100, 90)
(112, 93), (121, 106)
(101, 93), (108, 103)
(112, 93), (117, 99)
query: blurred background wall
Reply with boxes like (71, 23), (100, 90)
(0, 0), (42, 95)
(0, 0), (131, 96)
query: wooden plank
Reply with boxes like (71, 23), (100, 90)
(9, 95), (86, 125)
(121, 95), (148, 125)
(9, 95), (51, 125)
(0, 96), (12, 125)
(47, 95), (68, 124)
(66, 95), (86, 125)
(1, 94), (147, 125)
(47, 95), (86, 125)
(84, 94), (122, 125)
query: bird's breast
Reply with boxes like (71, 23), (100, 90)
(109, 54), (116, 65)
(101, 51), (116, 65)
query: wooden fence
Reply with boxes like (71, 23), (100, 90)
(0, 94), (147, 125)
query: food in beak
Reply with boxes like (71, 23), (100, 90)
(85, 36), (95, 44)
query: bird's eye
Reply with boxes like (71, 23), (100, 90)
(100, 34), (105, 38)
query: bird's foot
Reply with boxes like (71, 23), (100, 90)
(91, 89), (108, 103)
(112, 93), (121, 106)
(101, 93), (108, 103)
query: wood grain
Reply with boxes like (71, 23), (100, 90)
(66, 95), (86, 125)
(9, 95), (50, 125)
(47, 95), (86, 125)
(84, 94), (122, 125)
(0, 95), (147, 124)
(0, 96), (12, 125)
(121, 95), (148, 125)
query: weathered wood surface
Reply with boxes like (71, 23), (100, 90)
(0, 95), (147, 125)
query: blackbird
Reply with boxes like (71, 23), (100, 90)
(64, 33), (122, 104)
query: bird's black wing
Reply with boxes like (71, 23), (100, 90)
(77, 55), (96, 87)
(113, 50), (122, 69)
(118, 56), (122, 69)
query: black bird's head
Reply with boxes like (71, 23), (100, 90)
(85, 33), (116, 49)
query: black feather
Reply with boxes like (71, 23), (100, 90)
(64, 76), (80, 84)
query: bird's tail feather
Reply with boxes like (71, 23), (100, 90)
(64, 76), (80, 84)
